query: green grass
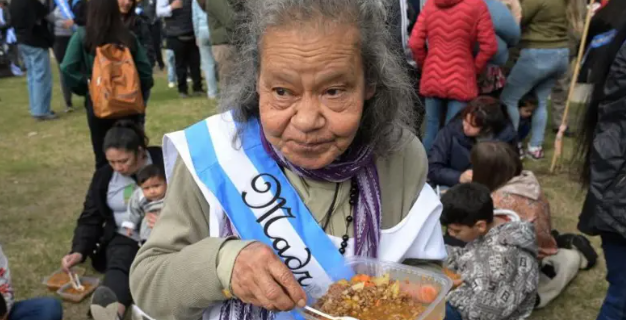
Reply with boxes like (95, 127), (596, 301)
(0, 67), (605, 319)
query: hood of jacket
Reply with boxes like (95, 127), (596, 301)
(485, 220), (538, 258)
(434, 0), (464, 8)
(497, 170), (542, 201)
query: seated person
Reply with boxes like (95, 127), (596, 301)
(471, 141), (598, 308)
(0, 244), (63, 320)
(441, 183), (538, 320)
(428, 96), (516, 189)
(122, 165), (167, 244)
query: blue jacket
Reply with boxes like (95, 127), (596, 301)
(192, 0), (210, 40)
(428, 118), (517, 187)
(484, 0), (521, 65)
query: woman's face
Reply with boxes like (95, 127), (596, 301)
(118, 0), (133, 14)
(257, 22), (374, 170)
(105, 148), (142, 176)
(463, 114), (482, 137)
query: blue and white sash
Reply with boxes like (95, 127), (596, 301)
(138, 112), (447, 320)
(53, 0), (77, 31)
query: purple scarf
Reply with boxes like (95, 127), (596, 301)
(218, 128), (383, 320)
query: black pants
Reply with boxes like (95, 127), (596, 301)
(169, 36), (202, 94)
(85, 98), (144, 169)
(52, 36), (73, 107)
(102, 234), (140, 307)
(150, 21), (164, 69)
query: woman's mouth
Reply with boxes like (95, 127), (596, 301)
(287, 140), (332, 153)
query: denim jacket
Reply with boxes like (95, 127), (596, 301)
(192, 0), (210, 41)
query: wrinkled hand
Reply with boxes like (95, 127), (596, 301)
(62, 19), (74, 29)
(61, 253), (83, 273)
(146, 212), (159, 228)
(459, 170), (473, 184)
(125, 227), (134, 237)
(170, 0), (183, 9)
(231, 242), (306, 311)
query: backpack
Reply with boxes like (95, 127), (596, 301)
(89, 44), (145, 119)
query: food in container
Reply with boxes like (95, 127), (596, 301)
(57, 276), (100, 303)
(300, 257), (452, 320)
(42, 267), (86, 291)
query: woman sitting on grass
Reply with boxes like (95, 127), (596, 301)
(471, 141), (597, 308)
(60, 120), (164, 320)
(428, 96), (516, 189)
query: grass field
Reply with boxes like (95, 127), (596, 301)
(0, 67), (606, 320)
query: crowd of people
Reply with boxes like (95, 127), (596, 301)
(1, 0), (626, 320)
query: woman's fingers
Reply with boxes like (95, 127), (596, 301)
(267, 258), (306, 308)
(255, 263), (298, 311)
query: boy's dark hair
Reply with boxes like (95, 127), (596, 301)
(471, 141), (523, 192)
(137, 164), (165, 185)
(519, 92), (538, 108)
(440, 183), (494, 227)
(458, 96), (509, 135)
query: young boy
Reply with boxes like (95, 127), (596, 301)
(122, 165), (167, 244)
(440, 183), (539, 320)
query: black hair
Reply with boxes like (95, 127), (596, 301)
(137, 164), (165, 185)
(120, 0), (139, 29)
(84, 0), (136, 53)
(440, 183), (494, 227)
(519, 92), (538, 108)
(577, 20), (626, 187)
(471, 141), (523, 192)
(458, 96), (509, 135)
(103, 120), (149, 154)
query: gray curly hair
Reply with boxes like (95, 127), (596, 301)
(220, 0), (418, 156)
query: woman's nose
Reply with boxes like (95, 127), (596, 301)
(291, 95), (325, 132)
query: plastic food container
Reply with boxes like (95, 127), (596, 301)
(42, 267), (87, 292)
(56, 276), (100, 303)
(299, 257), (452, 320)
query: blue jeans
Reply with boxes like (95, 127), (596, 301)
(597, 234), (626, 320)
(197, 34), (219, 98)
(165, 49), (177, 84)
(501, 48), (569, 148)
(445, 302), (463, 320)
(8, 298), (62, 320)
(424, 98), (467, 152)
(18, 44), (52, 117)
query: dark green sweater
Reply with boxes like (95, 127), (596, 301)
(520, 0), (569, 49)
(60, 27), (154, 97)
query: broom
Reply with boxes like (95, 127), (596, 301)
(549, 0), (596, 173)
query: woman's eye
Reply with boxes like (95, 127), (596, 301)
(325, 88), (344, 97)
(273, 88), (290, 97)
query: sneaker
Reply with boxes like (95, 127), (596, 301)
(64, 106), (74, 113)
(33, 112), (59, 121)
(526, 146), (544, 160)
(179, 92), (189, 99)
(168, 82), (176, 89)
(90, 286), (120, 320)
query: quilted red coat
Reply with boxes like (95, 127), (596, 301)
(409, 0), (498, 102)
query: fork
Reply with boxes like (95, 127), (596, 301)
(304, 306), (360, 320)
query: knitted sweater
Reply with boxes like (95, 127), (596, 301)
(410, 0), (498, 101)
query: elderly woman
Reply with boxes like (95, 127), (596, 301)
(129, 1), (447, 319)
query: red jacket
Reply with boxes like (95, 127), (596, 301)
(409, 0), (498, 102)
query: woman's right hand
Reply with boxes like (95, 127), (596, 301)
(459, 170), (473, 183)
(61, 253), (83, 273)
(230, 242), (307, 311)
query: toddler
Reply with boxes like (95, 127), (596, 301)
(122, 165), (167, 244)
(515, 93), (537, 159)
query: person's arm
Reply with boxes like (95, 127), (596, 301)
(444, 245), (465, 272)
(131, 35), (155, 96)
(428, 129), (463, 187)
(122, 189), (144, 233)
(205, 0), (235, 32)
(473, 1), (498, 73)
(60, 31), (89, 96)
(408, 7), (428, 68)
(71, 171), (106, 260)
(0, 245), (14, 316)
(130, 158), (255, 320)
(192, 0), (200, 38)
(520, 0), (541, 27)
(156, 0), (173, 18)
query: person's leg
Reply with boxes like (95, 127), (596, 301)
(165, 49), (177, 85)
(170, 37), (188, 94)
(445, 100), (467, 124)
(444, 302), (464, 320)
(102, 235), (140, 314)
(529, 49), (570, 150)
(597, 234), (626, 320)
(29, 46), (53, 117)
(500, 49), (549, 130)
(53, 36), (73, 110)
(151, 21), (164, 69)
(8, 298), (63, 320)
(188, 38), (203, 93)
(423, 97), (444, 152)
(198, 36), (218, 98)
(18, 44), (36, 115)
